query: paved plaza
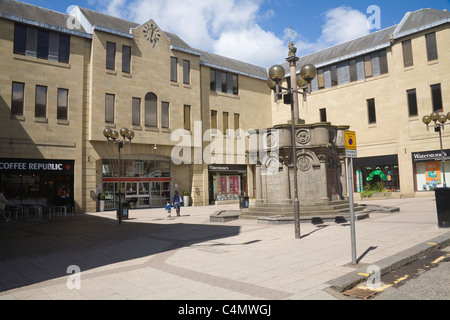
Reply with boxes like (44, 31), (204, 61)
(0, 196), (449, 300)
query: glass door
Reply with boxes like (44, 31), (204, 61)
(138, 182), (150, 208)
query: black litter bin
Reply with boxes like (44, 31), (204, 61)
(435, 188), (450, 228)
(239, 196), (249, 209)
(120, 202), (130, 220)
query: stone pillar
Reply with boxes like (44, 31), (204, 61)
(319, 157), (329, 203)
(261, 167), (268, 204)
(282, 162), (291, 201)
(255, 165), (262, 203)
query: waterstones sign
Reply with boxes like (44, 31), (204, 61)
(0, 159), (74, 175)
(412, 150), (450, 163)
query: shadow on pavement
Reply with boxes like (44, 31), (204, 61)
(0, 214), (241, 292)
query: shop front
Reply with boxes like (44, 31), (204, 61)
(0, 158), (75, 207)
(208, 164), (247, 204)
(412, 150), (450, 191)
(101, 158), (171, 210)
(353, 155), (400, 194)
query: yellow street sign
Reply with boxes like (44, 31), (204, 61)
(345, 131), (357, 150)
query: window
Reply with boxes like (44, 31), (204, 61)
(426, 32), (438, 61)
(379, 50), (389, 74)
(106, 42), (116, 70)
(367, 98), (376, 124)
(37, 30), (49, 59)
(320, 108), (327, 122)
(210, 70), (216, 91)
(210, 68), (239, 95)
(349, 59), (357, 82)
(14, 24), (70, 63)
(317, 68), (325, 89)
(132, 97), (141, 126)
(11, 82), (25, 116)
(57, 88), (69, 120)
(431, 84), (443, 112)
(407, 89), (418, 117)
(364, 55), (373, 77)
(161, 102), (169, 129)
(170, 57), (178, 82)
(223, 112), (229, 133)
(330, 65), (337, 87)
(402, 40), (413, 67)
(145, 93), (157, 127)
(122, 45), (131, 73)
(183, 60), (190, 84)
(234, 113), (240, 132)
(35, 85), (47, 118)
(184, 105), (191, 131)
(105, 94), (115, 123)
(211, 110), (217, 130)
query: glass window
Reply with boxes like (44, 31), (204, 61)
(58, 34), (70, 63)
(426, 32), (438, 61)
(122, 45), (131, 73)
(210, 70), (216, 91)
(317, 68), (325, 89)
(320, 108), (327, 122)
(407, 89), (418, 117)
(367, 98), (376, 124)
(132, 97), (141, 126)
(170, 57), (178, 82)
(145, 93), (157, 127)
(402, 40), (413, 67)
(234, 113), (240, 134)
(349, 59), (357, 82)
(11, 82), (25, 116)
(35, 85), (47, 118)
(223, 112), (229, 134)
(105, 94), (115, 123)
(37, 30), (49, 59)
(57, 88), (69, 120)
(379, 50), (389, 74)
(431, 84), (443, 112)
(211, 110), (217, 130)
(330, 65), (337, 87)
(221, 72), (227, 93)
(364, 55), (373, 77)
(106, 42), (116, 70)
(183, 60), (190, 84)
(233, 74), (239, 95)
(13, 24), (26, 55)
(184, 105), (191, 131)
(26, 27), (37, 58)
(161, 101), (169, 128)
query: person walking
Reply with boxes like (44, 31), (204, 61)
(0, 189), (9, 222)
(172, 190), (182, 217)
(165, 200), (172, 218)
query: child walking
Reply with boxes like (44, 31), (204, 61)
(165, 200), (172, 218)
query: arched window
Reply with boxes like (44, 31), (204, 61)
(145, 92), (157, 127)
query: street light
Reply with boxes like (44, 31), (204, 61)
(267, 43), (317, 239)
(103, 127), (134, 224)
(422, 111), (450, 188)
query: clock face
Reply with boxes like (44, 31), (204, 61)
(143, 23), (161, 48)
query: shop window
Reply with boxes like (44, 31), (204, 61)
(407, 89), (418, 117)
(57, 88), (69, 120)
(11, 82), (25, 116)
(402, 40), (413, 67)
(426, 32), (438, 61)
(106, 42), (116, 70)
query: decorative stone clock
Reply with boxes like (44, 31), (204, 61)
(143, 23), (161, 48)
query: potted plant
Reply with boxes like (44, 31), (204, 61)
(182, 191), (190, 207)
(98, 193), (106, 212)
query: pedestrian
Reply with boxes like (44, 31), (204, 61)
(0, 189), (9, 222)
(172, 190), (182, 217)
(165, 200), (172, 218)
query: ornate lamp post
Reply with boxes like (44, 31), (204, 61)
(267, 43), (317, 239)
(103, 127), (135, 224)
(423, 111), (450, 188)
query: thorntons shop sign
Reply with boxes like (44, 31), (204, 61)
(412, 150), (450, 162)
(0, 159), (74, 175)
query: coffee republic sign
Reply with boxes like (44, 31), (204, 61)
(0, 159), (74, 175)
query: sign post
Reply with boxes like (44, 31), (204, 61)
(345, 131), (358, 265)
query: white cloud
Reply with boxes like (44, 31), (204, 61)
(92, 1), (371, 68)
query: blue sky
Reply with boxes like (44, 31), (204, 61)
(18, 0), (449, 67)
